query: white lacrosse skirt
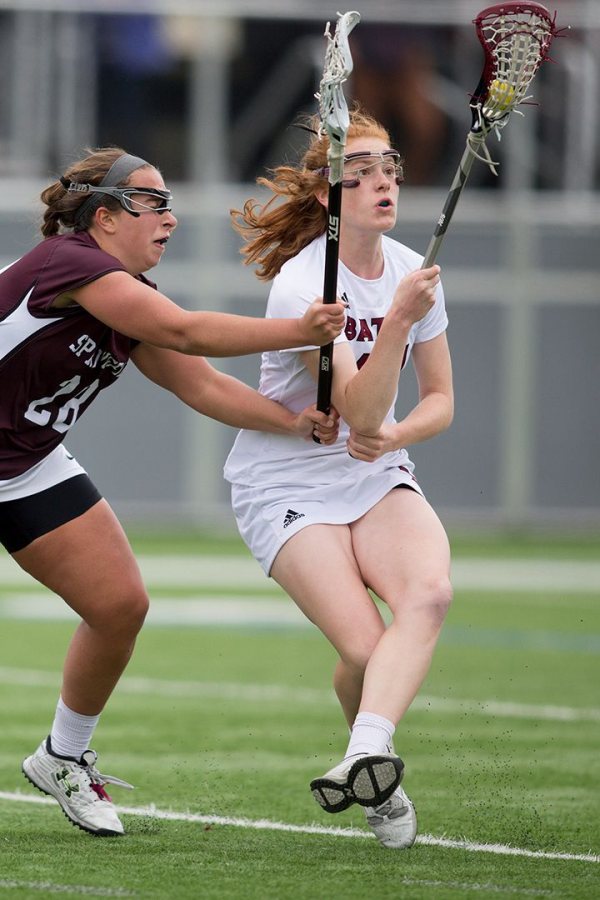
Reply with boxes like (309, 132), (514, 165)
(231, 465), (423, 576)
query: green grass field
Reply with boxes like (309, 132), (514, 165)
(0, 531), (598, 899)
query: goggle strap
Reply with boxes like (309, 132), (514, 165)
(100, 154), (148, 188)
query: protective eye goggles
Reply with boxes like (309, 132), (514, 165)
(316, 150), (404, 188)
(63, 180), (173, 217)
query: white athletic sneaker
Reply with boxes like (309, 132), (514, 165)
(365, 784), (417, 849)
(310, 753), (404, 814)
(22, 737), (133, 836)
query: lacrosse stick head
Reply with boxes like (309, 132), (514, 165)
(316, 11), (360, 183)
(470, 2), (559, 134)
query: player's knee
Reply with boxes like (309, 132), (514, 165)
(118, 583), (149, 635)
(89, 581), (149, 637)
(423, 576), (453, 624)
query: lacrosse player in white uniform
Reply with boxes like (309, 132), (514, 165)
(225, 108), (454, 849)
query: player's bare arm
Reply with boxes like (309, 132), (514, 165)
(68, 273), (344, 357)
(347, 333), (453, 461)
(132, 344), (338, 440)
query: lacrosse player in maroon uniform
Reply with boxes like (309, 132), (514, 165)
(1, 148), (344, 836)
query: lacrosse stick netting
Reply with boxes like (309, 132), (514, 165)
(422, 1), (561, 268)
(315, 11), (360, 417)
(316, 11), (361, 184)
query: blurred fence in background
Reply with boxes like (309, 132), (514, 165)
(0, 1), (598, 531)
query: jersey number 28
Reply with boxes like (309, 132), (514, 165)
(24, 376), (100, 434)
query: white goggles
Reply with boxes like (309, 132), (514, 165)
(316, 150), (404, 188)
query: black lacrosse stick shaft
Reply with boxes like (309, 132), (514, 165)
(316, 179), (342, 415)
(421, 141), (477, 269)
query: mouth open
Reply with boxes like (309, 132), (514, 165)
(154, 237), (169, 246)
(378, 200), (392, 208)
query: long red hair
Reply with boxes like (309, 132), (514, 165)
(230, 107), (392, 281)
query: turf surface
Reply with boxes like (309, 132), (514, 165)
(0, 531), (598, 899)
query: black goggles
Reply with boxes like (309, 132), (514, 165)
(64, 182), (173, 217)
(315, 151), (404, 188)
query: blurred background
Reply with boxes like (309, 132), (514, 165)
(1, 0), (598, 534)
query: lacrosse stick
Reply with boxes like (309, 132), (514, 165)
(422, 1), (561, 269)
(314, 10), (360, 420)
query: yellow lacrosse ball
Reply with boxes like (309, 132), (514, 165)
(489, 79), (515, 110)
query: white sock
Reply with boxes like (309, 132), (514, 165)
(344, 712), (395, 759)
(50, 696), (100, 759)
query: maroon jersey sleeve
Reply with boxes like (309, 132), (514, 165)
(0, 232), (155, 478)
(25, 232), (156, 315)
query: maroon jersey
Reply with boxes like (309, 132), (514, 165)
(0, 231), (155, 478)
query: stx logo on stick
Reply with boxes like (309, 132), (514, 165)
(328, 214), (340, 242)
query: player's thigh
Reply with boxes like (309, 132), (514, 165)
(13, 498), (148, 625)
(351, 488), (451, 607)
(271, 524), (386, 663)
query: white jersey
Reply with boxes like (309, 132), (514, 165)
(224, 233), (448, 491)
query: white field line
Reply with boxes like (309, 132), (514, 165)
(0, 879), (554, 900)
(0, 791), (598, 866)
(0, 666), (599, 723)
(1, 554), (598, 632)
(374, 880), (554, 897)
(0, 881), (552, 900)
(0, 878), (552, 900)
(0, 879), (133, 897)
(0, 554), (599, 593)
(2, 591), (600, 660)
(0, 594), (310, 627)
